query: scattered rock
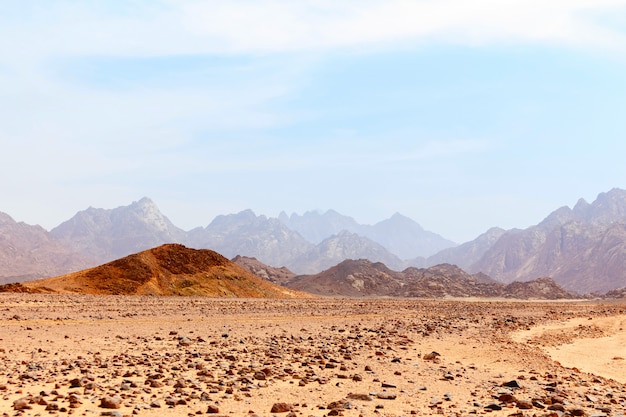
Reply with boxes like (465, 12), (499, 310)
(100, 395), (123, 409)
(271, 403), (293, 413)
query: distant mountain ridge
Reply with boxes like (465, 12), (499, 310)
(0, 198), (453, 282)
(431, 188), (626, 293)
(286, 230), (405, 274)
(187, 210), (314, 268)
(3, 188), (626, 294)
(50, 197), (186, 264)
(0, 212), (93, 284)
(279, 210), (455, 259)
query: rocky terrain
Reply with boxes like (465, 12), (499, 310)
(1, 244), (304, 298)
(231, 256), (296, 286)
(1, 295), (626, 416)
(285, 259), (579, 299)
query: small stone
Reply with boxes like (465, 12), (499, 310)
(271, 403), (293, 413)
(207, 404), (219, 414)
(376, 393), (397, 400)
(485, 403), (502, 411)
(179, 336), (192, 346)
(503, 380), (522, 388)
(101, 412), (123, 417)
(429, 397), (442, 407)
(13, 398), (32, 410)
(100, 395), (122, 409)
(346, 393), (372, 401)
(498, 393), (516, 403)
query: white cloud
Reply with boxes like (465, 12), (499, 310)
(1, 0), (625, 63)
(180, 0), (626, 53)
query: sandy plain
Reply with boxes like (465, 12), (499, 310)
(1, 295), (625, 417)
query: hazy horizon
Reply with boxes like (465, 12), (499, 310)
(1, 1), (625, 242)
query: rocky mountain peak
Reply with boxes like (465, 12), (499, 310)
(50, 198), (186, 264)
(126, 197), (171, 232)
(0, 211), (15, 225)
(573, 197), (590, 214)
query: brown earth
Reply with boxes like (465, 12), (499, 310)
(286, 259), (579, 299)
(2, 295), (626, 416)
(231, 255), (296, 286)
(1, 244), (306, 298)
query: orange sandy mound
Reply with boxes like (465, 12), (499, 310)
(7, 244), (309, 298)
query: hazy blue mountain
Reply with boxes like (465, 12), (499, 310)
(279, 210), (455, 259)
(50, 197), (186, 264)
(364, 213), (456, 259)
(187, 210), (314, 268)
(286, 230), (405, 274)
(0, 211), (92, 283)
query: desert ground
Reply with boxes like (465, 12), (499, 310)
(1, 295), (625, 416)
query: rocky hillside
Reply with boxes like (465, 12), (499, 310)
(231, 255), (296, 285)
(423, 227), (506, 270)
(0, 212), (93, 284)
(285, 259), (578, 299)
(400, 264), (501, 298)
(4, 244), (306, 298)
(469, 189), (626, 293)
(287, 259), (404, 297)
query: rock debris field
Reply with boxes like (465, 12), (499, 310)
(1, 295), (626, 417)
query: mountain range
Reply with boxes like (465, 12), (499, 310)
(2, 188), (626, 293)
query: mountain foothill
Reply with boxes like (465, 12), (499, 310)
(2, 188), (626, 297)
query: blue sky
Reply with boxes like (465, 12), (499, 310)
(1, 1), (626, 243)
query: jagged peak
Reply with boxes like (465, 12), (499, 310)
(134, 196), (155, 205)
(0, 211), (16, 224)
(573, 198), (589, 213)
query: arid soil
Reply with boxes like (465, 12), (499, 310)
(1, 295), (625, 416)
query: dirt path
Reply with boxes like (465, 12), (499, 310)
(512, 314), (626, 383)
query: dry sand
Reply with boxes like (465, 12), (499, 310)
(1, 295), (625, 416)
(512, 314), (626, 384)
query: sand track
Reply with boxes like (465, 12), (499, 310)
(513, 314), (626, 384)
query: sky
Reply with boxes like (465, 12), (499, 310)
(1, 1), (626, 243)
